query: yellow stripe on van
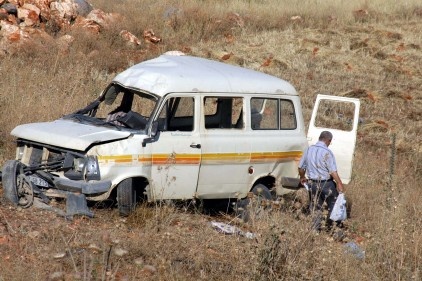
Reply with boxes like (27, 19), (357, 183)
(201, 153), (250, 164)
(98, 151), (302, 165)
(152, 154), (201, 165)
(251, 151), (302, 163)
(98, 155), (152, 164)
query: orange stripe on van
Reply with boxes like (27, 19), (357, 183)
(250, 151), (302, 163)
(98, 155), (152, 164)
(152, 154), (201, 165)
(201, 153), (250, 164)
(98, 151), (302, 165)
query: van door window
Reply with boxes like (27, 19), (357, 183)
(204, 97), (244, 129)
(158, 97), (194, 131)
(314, 99), (355, 131)
(250, 98), (296, 130)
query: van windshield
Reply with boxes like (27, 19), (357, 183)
(63, 84), (158, 131)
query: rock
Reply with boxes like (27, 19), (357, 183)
(2, 3), (17, 15)
(72, 16), (101, 34)
(0, 236), (9, 245)
(18, 4), (41, 27)
(113, 247), (128, 257)
(87, 243), (101, 253)
(143, 29), (161, 44)
(56, 34), (74, 53)
(120, 30), (141, 46)
(141, 265), (157, 275)
(53, 252), (67, 259)
(27, 0), (52, 21)
(74, 0), (93, 17)
(86, 9), (122, 29)
(0, 9), (8, 20)
(49, 271), (64, 281)
(28, 230), (40, 239)
(50, 0), (78, 21)
(134, 257), (144, 266)
(0, 20), (21, 44)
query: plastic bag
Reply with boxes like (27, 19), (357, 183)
(330, 193), (347, 221)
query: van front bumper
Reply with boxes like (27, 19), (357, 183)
(53, 177), (112, 195)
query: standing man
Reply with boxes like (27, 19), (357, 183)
(298, 131), (344, 231)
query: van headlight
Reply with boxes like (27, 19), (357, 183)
(85, 156), (100, 180)
(16, 146), (25, 161)
(74, 158), (85, 172)
(65, 155), (100, 181)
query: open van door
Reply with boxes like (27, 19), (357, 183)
(307, 94), (360, 184)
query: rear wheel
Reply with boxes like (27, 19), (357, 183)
(116, 178), (136, 217)
(236, 184), (272, 222)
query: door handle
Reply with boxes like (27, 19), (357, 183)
(190, 143), (201, 149)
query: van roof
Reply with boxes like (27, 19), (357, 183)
(112, 53), (298, 97)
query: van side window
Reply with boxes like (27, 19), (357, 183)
(280, 99), (296, 129)
(158, 97), (194, 131)
(204, 97), (244, 129)
(250, 98), (296, 130)
(251, 98), (278, 129)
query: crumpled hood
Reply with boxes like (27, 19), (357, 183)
(11, 119), (132, 151)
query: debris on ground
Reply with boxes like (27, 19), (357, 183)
(343, 241), (365, 259)
(210, 221), (255, 239)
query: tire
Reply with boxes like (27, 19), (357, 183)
(1, 160), (34, 208)
(236, 184), (272, 222)
(1, 160), (20, 204)
(116, 178), (136, 217)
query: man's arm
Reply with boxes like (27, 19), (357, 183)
(330, 171), (344, 193)
(298, 168), (307, 185)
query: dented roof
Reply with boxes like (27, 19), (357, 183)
(112, 54), (298, 97)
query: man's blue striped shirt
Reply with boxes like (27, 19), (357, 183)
(298, 141), (337, 180)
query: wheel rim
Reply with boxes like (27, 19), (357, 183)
(16, 173), (34, 208)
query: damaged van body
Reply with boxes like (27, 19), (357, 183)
(1, 53), (360, 217)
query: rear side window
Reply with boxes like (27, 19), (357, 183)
(204, 97), (244, 129)
(250, 98), (296, 130)
(280, 99), (296, 129)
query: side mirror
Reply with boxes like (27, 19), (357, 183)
(151, 120), (159, 137)
(142, 121), (159, 147)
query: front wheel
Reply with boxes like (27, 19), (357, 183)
(116, 178), (136, 217)
(1, 160), (34, 208)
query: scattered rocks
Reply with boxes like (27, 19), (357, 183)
(134, 257), (144, 266)
(87, 243), (101, 253)
(53, 252), (67, 259)
(0, 0), (161, 56)
(49, 271), (64, 281)
(28, 230), (40, 239)
(141, 264), (157, 276)
(113, 247), (128, 257)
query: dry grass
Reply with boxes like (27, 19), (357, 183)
(0, 0), (421, 280)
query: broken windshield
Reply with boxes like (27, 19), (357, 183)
(64, 84), (158, 131)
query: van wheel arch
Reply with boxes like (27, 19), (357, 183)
(115, 177), (148, 216)
(252, 176), (276, 196)
(236, 181), (274, 222)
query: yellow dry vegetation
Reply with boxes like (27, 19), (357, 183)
(0, 0), (420, 280)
